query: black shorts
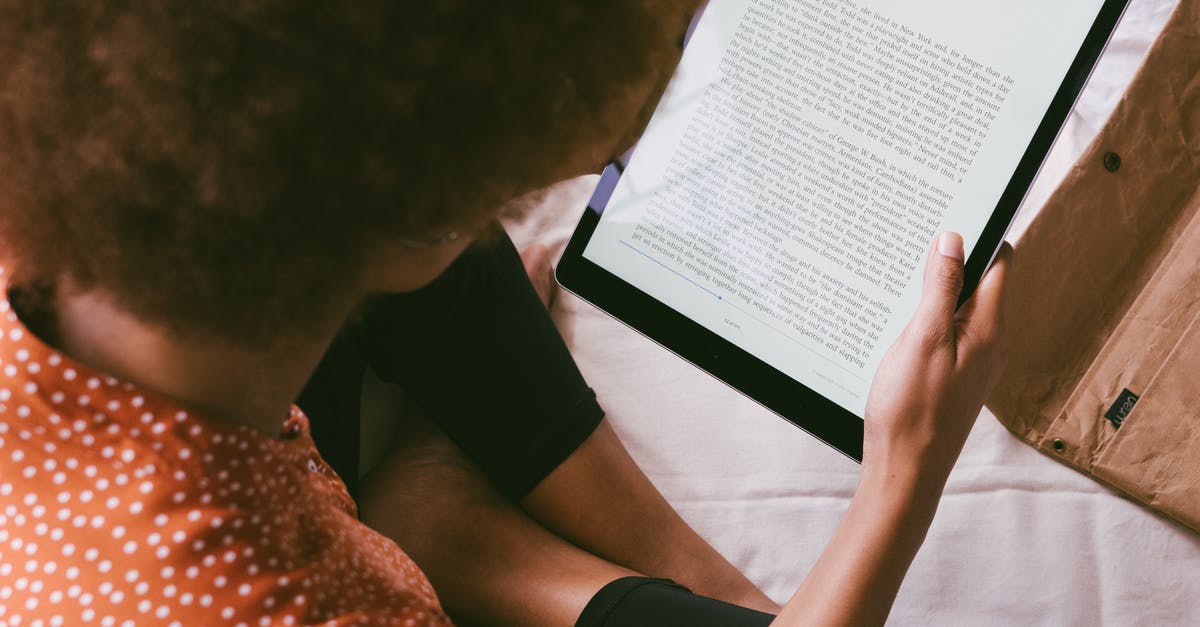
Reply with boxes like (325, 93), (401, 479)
(578, 578), (776, 627)
(298, 226), (605, 500)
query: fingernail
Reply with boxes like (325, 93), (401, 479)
(937, 232), (964, 262)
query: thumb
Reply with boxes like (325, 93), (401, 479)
(913, 232), (965, 338)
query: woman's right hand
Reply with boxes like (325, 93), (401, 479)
(862, 231), (1011, 503)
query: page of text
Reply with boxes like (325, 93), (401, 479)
(584, 0), (1106, 416)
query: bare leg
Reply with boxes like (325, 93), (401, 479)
(359, 411), (637, 627)
(521, 420), (780, 613)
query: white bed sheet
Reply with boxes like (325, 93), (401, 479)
(508, 1), (1198, 623)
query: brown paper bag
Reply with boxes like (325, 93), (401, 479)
(987, 1), (1200, 533)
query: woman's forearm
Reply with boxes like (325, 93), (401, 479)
(772, 467), (939, 626)
(770, 236), (1010, 626)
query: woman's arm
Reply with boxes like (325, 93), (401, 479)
(774, 233), (1011, 626)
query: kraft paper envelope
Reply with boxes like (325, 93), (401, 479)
(987, 0), (1200, 534)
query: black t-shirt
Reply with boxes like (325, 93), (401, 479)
(298, 228), (604, 501)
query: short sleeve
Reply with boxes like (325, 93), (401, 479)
(361, 227), (605, 499)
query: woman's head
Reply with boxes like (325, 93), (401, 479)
(0, 1), (696, 345)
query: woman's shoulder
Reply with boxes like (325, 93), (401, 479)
(0, 303), (452, 626)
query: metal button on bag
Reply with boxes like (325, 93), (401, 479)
(1103, 151), (1122, 172)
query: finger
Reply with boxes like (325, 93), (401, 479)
(960, 241), (1012, 349)
(914, 232), (965, 335)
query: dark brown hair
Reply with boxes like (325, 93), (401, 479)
(0, 1), (691, 345)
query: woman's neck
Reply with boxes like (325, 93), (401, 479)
(40, 281), (355, 435)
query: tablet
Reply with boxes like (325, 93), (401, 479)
(557, 0), (1129, 461)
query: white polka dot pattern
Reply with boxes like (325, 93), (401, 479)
(0, 275), (452, 626)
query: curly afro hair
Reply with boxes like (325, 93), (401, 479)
(0, 1), (694, 345)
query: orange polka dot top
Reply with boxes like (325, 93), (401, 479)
(0, 276), (453, 625)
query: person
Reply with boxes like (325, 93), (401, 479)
(295, 225), (784, 625)
(0, 2), (1009, 626)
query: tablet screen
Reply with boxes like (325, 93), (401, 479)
(581, 0), (1108, 418)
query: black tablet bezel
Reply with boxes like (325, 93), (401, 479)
(556, 0), (1130, 462)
